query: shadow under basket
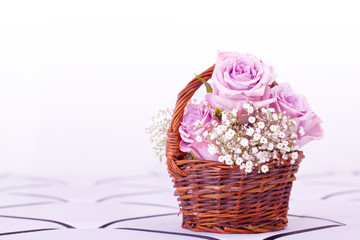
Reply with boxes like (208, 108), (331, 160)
(166, 65), (304, 234)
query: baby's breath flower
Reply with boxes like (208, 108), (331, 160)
(246, 127), (255, 136)
(253, 133), (261, 141)
(258, 121), (265, 129)
(291, 152), (299, 159)
(235, 157), (244, 165)
(225, 129), (236, 140)
(267, 143), (274, 151)
(291, 132), (297, 139)
(203, 131), (208, 137)
(272, 113), (278, 120)
(196, 135), (203, 142)
(279, 132), (286, 138)
(299, 126), (305, 136)
(270, 125), (277, 132)
(260, 137), (268, 144)
(248, 116), (256, 123)
(194, 119), (201, 127)
(277, 143), (283, 149)
(208, 144), (218, 155)
(261, 165), (269, 173)
(240, 138), (249, 147)
(246, 160), (253, 168)
(252, 147), (259, 154)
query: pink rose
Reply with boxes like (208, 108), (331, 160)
(206, 52), (276, 112)
(179, 102), (218, 160)
(270, 83), (324, 147)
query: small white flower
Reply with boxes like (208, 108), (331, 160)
(218, 156), (225, 163)
(245, 166), (252, 173)
(225, 129), (236, 140)
(290, 132), (297, 139)
(279, 132), (286, 138)
(203, 131), (208, 137)
(246, 160), (253, 168)
(243, 103), (251, 110)
(290, 159), (295, 164)
(257, 121), (265, 129)
(260, 137), (268, 144)
(253, 133), (261, 141)
(240, 138), (249, 147)
(234, 148), (242, 154)
(210, 133), (216, 140)
(196, 136), (202, 142)
(259, 156), (268, 163)
(248, 116), (256, 123)
(247, 106), (254, 114)
(282, 154), (288, 160)
(231, 109), (238, 116)
(292, 145), (300, 151)
(246, 127), (255, 136)
(224, 155), (233, 165)
(212, 120), (218, 127)
(242, 152), (250, 160)
(267, 143), (274, 151)
(268, 108), (275, 113)
(261, 165), (269, 173)
(277, 143), (283, 149)
(299, 126), (305, 136)
(252, 147), (259, 154)
(270, 125), (277, 132)
(273, 151), (279, 159)
(261, 108), (267, 114)
(235, 157), (244, 165)
(208, 145), (218, 155)
(194, 120), (201, 127)
(272, 113), (278, 120)
(283, 146), (291, 152)
(291, 152), (299, 159)
(282, 140), (289, 146)
(224, 119), (231, 126)
(291, 119), (297, 125)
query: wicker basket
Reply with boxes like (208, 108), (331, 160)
(166, 65), (304, 234)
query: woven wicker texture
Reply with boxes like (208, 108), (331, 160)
(166, 65), (303, 233)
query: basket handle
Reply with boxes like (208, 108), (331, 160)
(166, 65), (215, 177)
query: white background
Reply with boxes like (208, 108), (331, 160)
(1, 0), (360, 176)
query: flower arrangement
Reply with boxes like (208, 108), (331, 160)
(148, 52), (324, 233)
(148, 52), (323, 174)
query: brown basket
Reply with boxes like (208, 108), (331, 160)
(166, 65), (304, 234)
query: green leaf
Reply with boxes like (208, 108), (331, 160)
(215, 107), (222, 118)
(196, 74), (213, 93)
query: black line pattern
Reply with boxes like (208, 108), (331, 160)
(116, 228), (221, 240)
(120, 201), (178, 209)
(99, 213), (178, 228)
(96, 190), (169, 202)
(0, 202), (54, 209)
(262, 225), (343, 240)
(0, 228), (58, 236)
(0, 172), (357, 239)
(9, 192), (69, 203)
(321, 189), (360, 200)
(0, 215), (76, 229)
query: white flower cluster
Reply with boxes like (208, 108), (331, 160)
(204, 104), (303, 173)
(146, 108), (173, 161)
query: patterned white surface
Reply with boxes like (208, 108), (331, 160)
(1, 170), (359, 240)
